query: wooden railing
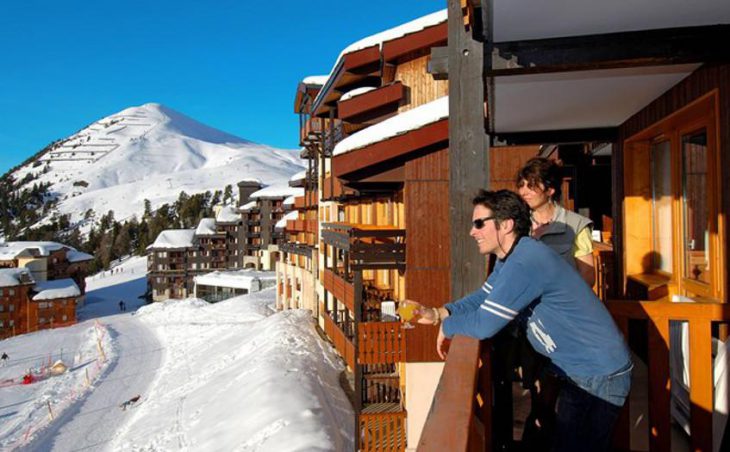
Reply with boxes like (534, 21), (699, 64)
(418, 300), (730, 452)
(323, 313), (356, 369)
(294, 196), (306, 210)
(358, 322), (406, 364)
(321, 222), (406, 270)
(323, 268), (356, 312)
(361, 409), (408, 452)
(606, 299), (730, 452)
(417, 335), (490, 451)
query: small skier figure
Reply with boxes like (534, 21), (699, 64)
(1, 352), (8, 366)
(120, 394), (141, 411)
(118, 300), (126, 312)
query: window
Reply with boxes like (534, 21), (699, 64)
(8, 288), (14, 296)
(624, 92), (723, 301)
(62, 315), (68, 321)
(9, 304), (14, 312)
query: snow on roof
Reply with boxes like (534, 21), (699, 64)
(283, 196), (296, 206)
(237, 178), (262, 185)
(0, 241), (69, 260)
(289, 170), (306, 183)
(302, 75), (329, 86)
(67, 250), (94, 263)
(216, 205), (240, 223)
(0, 268), (35, 287)
(239, 201), (257, 212)
(334, 95), (448, 156)
(194, 269), (275, 291)
(313, 9), (447, 108)
(275, 210), (299, 229)
(32, 278), (81, 301)
(148, 229), (196, 250)
(249, 185), (304, 200)
(340, 87), (377, 102)
(195, 218), (218, 236)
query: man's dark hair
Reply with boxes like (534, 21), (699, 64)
(515, 157), (562, 202)
(472, 189), (531, 238)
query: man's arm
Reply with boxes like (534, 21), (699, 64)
(442, 262), (542, 340)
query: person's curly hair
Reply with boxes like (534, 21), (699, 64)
(472, 189), (531, 238)
(515, 157), (562, 202)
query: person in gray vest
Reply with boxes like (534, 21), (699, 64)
(516, 157), (594, 286)
(513, 157), (597, 449)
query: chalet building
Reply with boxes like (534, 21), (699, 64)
(243, 185), (303, 271)
(275, 10), (460, 450)
(0, 267), (82, 338)
(416, 2), (730, 452)
(147, 180), (303, 301)
(276, 169), (319, 313)
(0, 241), (92, 300)
(193, 269), (276, 302)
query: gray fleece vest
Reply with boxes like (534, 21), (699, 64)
(534, 205), (593, 268)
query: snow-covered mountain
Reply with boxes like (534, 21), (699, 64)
(6, 103), (303, 231)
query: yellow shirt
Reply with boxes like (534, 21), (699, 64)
(572, 227), (594, 258)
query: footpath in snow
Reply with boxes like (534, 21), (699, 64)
(1, 255), (354, 451)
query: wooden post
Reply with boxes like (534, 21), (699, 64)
(448, 0), (488, 300)
(354, 270), (363, 452)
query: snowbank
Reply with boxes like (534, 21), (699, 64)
(115, 291), (354, 451)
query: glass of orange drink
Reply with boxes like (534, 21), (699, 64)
(398, 301), (418, 329)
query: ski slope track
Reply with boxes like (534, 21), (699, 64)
(8, 103), (304, 232)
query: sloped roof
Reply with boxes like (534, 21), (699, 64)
(195, 218), (218, 236)
(148, 229), (196, 250)
(0, 268), (35, 288)
(32, 278), (81, 301)
(216, 205), (240, 223)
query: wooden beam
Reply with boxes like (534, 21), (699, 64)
(488, 25), (730, 76)
(428, 46), (449, 80)
(449, 0), (488, 300)
(493, 127), (618, 145)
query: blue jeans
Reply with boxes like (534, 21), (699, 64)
(552, 363), (632, 452)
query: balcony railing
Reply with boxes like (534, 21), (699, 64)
(323, 313), (355, 369)
(321, 223), (405, 271)
(286, 219), (306, 232)
(323, 268), (355, 313)
(279, 242), (312, 257)
(294, 196), (306, 210)
(418, 299), (730, 452)
(360, 407), (407, 452)
(358, 322), (405, 364)
(300, 116), (323, 146)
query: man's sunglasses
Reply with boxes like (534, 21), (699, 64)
(472, 216), (495, 229)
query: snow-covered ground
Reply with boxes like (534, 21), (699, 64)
(0, 256), (353, 451)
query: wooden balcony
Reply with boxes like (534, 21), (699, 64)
(418, 300), (730, 452)
(321, 222), (405, 270)
(360, 406), (407, 452)
(358, 322), (405, 364)
(323, 268), (355, 313)
(338, 81), (405, 124)
(322, 175), (355, 200)
(305, 219), (318, 234)
(300, 116), (323, 146)
(323, 313), (355, 369)
(279, 242), (312, 257)
(286, 219), (306, 232)
(294, 196), (306, 210)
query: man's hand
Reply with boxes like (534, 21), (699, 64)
(436, 326), (450, 360)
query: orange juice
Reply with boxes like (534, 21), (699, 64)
(398, 302), (417, 322)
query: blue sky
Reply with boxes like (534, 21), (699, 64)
(0, 0), (443, 175)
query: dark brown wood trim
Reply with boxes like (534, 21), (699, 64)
(382, 22), (448, 63)
(338, 82), (405, 122)
(488, 25), (730, 76)
(343, 45), (381, 72)
(494, 127), (618, 145)
(333, 119), (448, 178)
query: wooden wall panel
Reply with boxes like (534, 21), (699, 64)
(616, 63), (730, 298)
(394, 54), (448, 113)
(405, 147), (450, 362)
(489, 145), (541, 191)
